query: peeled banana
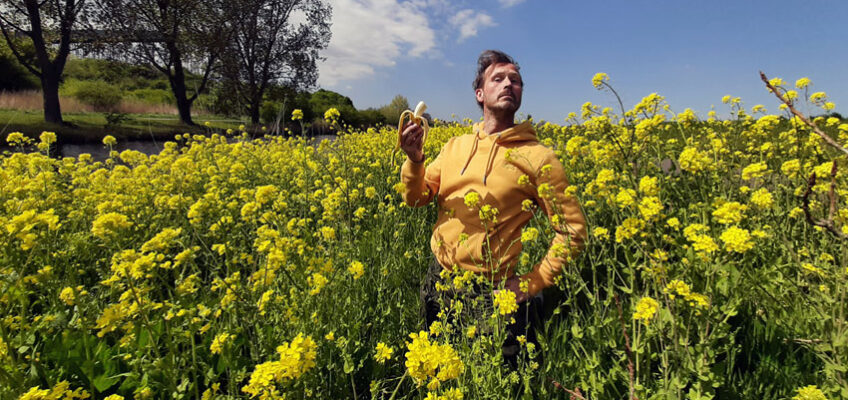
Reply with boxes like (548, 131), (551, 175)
(393, 101), (429, 165)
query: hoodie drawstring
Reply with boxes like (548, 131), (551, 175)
(460, 129), (480, 176)
(482, 136), (500, 185)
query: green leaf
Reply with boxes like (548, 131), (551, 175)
(343, 358), (354, 374)
(571, 323), (583, 339)
(93, 373), (119, 392)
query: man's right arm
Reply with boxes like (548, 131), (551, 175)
(399, 121), (442, 207)
(400, 150), (442, 207)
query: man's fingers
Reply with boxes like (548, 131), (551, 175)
(402, 125), (423, 148)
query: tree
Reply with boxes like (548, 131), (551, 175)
(0, 0), (93, 123)
(96, 0), (227, 125)
(221, 0), (331, 124)
(379, 94), (409, 124)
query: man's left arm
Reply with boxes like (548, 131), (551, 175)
(522, 152), (588, 298)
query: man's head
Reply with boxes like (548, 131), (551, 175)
(473, 50), (523, 114)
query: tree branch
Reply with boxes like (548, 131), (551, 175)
(759, 71), (848, 157)
(614, 293), (639, 400)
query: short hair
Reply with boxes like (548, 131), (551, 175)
(473, 50), (520, 109)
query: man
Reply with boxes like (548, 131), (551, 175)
(399, 50), (587, 361)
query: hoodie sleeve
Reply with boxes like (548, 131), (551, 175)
(524, 149), (588, 297)
(400, 143), (445, 207)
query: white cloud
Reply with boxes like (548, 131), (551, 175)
(449, 9), (496, 42)
(318, 0), (437, 87)
(498, 0), (526, 7)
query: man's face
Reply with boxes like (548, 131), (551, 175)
(476, 62), (523, 115)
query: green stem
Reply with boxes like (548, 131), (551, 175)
(387, 371), (408, 400)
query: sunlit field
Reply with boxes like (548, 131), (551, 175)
(1, 75), (845, 400)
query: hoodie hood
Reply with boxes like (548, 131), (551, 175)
(471, 120), (538, 144)
(461, 120), (538, 184)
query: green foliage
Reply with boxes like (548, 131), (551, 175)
(62, 79), (123, 111)
(379, 94), (410, 124)
(261, 100), (284, 124)
(63, 57), (163, 88)
(0, 39), (39, 91)
(308, 89), (354, 119)
(126, 88), (175, 105)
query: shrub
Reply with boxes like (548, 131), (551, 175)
(62, 79), (123, 111)
(126, 88), (174, 106)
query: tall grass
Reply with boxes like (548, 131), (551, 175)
(0, 90), (213, 115)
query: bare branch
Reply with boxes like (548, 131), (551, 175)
(613, 293), (640, 400)
(760, 71), (848, 157)
(801, 169), (847, 240)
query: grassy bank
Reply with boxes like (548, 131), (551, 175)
(0, 108), (251, 144)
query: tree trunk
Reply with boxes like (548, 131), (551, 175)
(249, 102), (260, 125)
(41, 68), (63, 124)
(166, 42), (195, 126)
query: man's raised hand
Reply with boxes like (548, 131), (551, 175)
(400, 121), (425, 163)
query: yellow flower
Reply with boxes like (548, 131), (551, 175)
(750, 188), (773, 209)
(591, 72), (609, 89)
(615, 218), (644, 243)
(375, 342), (394, 363)
(638, 196), (663, 221)
(633, 297), (659, 325)
(59, 287), (76, 306)
(348, 260), (365, 280)
(521, 227), (539, 243)
(404, 331), (464, 387)
(713, 201), (747, 224)
(537, 183), (554, 199)
(593, 227), (610, 241)
(102, 135), (117, 146)
(91, 212), (133, 239)
(615, 189), (637, 208)
(795, 77), (811, 89)
(463, 191), (481, 208)
(678, 147), (711, 173)
(324, 107), (340, 122)
(638, 176), (659, 196)
(242, 334), (317, 398)
(210, 333), (231, 355)
(6, 131), (27, 145)
(666, 217), (680, 230)
(308, 273), (328, 295)
(741, 162), (769, 180)
(792, 385), (827, 400)
(320, 226), (336, 241)
(493, 289), (518, 315)
(720, 226), (754, 253)
(292, 109), (304, 121)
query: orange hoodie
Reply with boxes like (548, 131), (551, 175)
(401, 120), (587, 297)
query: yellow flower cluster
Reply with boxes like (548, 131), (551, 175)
(375, 342), (393, 363)
(712, 201), (747, 225)
(792, 385), (827, 400)
(405, 331), (464, 390)
(720, 226), (754, 253)
(633, 297), (659, 325)
(683, 224), (719, 259)
(17, 381), (90, 400)
(678, 147), (712, 173)
(664, 280), (709, 310)
(348, 260), (365, 280)
(242, 334), (317, 398)
(493, 289), (519, 316)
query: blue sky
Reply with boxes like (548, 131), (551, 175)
(317, 0), (848, 122)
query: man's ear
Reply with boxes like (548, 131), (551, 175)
(475, 88), (483, 104)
